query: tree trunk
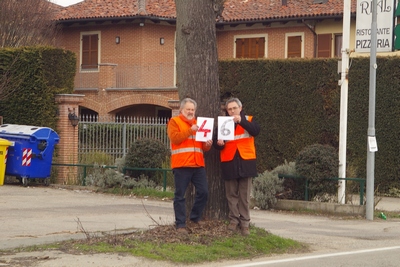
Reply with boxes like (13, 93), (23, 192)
(175, 0), (229, 220)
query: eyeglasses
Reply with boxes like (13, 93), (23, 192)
(227, 106), (239, 112)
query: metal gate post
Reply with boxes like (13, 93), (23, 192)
(123, 123), (127, 157)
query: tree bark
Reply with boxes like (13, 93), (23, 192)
(175, 0), (228, 220)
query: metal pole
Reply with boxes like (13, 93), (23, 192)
(122, 123), (127, 157)
(338, 0), (351, 204)
(366, 0), (378, 221)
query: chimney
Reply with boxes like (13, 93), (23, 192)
(138, 0), (146, 14)
(282, 0), (287, 6)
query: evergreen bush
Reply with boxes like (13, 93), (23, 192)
(272, 160), (305, 200)
(125, 138), (170, 180)
(295, 144), (338, 200)
(122, 174), (157, 189)
(86, 164), (125, 188)
(219, 57), (400, 194)
(86, 167), (158, 190)
(0, 46), (75, 129)
(253, 167), (284, 210)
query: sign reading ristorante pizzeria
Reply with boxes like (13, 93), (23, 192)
(355, 0), (395, 53)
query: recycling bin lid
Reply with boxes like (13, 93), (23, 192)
(0, 124), (59, 141)
(0, 138), (12, 146)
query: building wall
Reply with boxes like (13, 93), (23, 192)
(59, 22), (179, 116)
(217, 22), (315, 59)
(74, 88), (178, 116)
(59, 23), (176, 67)
(60, 19), (393, 116)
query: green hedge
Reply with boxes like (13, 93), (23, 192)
(0, 46), (76, 130)
(219, 57), (400, 192)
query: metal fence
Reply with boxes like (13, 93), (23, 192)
(78, 115), (169, 162)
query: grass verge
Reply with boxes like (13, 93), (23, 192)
(8, 224), (306, 265)
(97, 187), (174, 199)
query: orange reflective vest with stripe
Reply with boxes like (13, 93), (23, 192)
(220, 116), (256, 162)
(170, 117), (205, 168)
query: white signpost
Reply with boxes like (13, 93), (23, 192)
(355, 0), (395, 52)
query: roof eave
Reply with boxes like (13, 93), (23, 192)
(56, 13), (356, 27)
(217, 13), (357, 26)
(55, 15), (176, 25)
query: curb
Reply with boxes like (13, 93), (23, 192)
(275, 199), (366, 216)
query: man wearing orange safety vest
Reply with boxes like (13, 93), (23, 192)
(214, 97), (260, 236)
(167, 98), (213, 234)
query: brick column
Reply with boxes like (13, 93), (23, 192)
(168, 100), (180, 117)
(55, 94), (85, 184)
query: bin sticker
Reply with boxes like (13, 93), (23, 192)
(4, 148), (7, 164)
(22, 148), (32, 166)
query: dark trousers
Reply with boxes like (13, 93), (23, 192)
(173, 167), (208, 228)
(225, 177), (252, 228)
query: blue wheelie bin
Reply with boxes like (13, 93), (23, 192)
(0, 124), (59, 186)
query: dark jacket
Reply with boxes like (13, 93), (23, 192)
(213, 111), (260, 180)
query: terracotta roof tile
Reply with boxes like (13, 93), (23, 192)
(56, 0), (356, 22)
(222, 0), (356, 22)
(57, 0), (176, 21)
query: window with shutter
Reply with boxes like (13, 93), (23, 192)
(81, 33), (99, 70)
(235, 36), (266, 59)
(317, 34), (332, 58)
(287, 35), (302, 58)
(334, 34), (343, 58)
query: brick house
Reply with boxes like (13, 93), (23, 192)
(55, 0), (361, 118)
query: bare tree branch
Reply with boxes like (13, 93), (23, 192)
(0, 0), (60, 101)
(0, 0), (60, 48)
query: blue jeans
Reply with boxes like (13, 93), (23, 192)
(173, 167), (208, 228)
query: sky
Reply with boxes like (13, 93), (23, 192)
(51, 0), (84, 7)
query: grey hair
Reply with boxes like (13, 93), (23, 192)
(180, 98), (197, 110)
(225, 97), (242, 108)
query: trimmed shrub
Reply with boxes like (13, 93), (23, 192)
(125, 138), (170, 180)
(295, 144), (339, 199)
(253, 164), (285, 210)
(122, 174), (156, 189)
(272, 160), (305, 200)
(86, 164), (125, 188)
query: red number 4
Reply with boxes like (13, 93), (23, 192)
(198, 120), (211, 137)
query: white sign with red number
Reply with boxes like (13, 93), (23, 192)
(195, 117), (214, 142)
(218, 116), (235, 140)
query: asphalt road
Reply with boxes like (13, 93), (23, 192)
(1, 184), (400, 266)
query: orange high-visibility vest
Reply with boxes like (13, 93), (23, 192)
(220, 116), (256, 162)
(170, 117), (205, 168)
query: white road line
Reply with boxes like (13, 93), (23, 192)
(228, 246), (400, 267)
